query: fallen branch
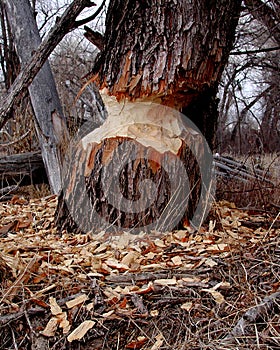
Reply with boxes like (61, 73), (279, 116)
(224, 291), (280, 340)
(105, 270), (210, 285)
(0, 185), (18, 197)
(0, 151), (46, 189)
(0, 130), (31, 149)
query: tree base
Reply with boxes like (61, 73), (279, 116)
(55, 97), (213, 234)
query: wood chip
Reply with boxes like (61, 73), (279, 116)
(66, 294), (88, 309)
(67, 320), (95, 342)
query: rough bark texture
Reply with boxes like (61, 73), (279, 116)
(56, 0), (242, 234)
(56, 99), (208, 233)
(2, 0), (67, 193)
(0, 0), (97, 131)
(0, 0), (101, 193)
(97, 2), (240, 100)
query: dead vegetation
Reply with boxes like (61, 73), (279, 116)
(0, 188), (279, 349)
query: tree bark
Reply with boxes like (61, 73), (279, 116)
(56, 0), (242, 234)
(2, 0), (67, 194)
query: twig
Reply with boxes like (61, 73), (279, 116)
(0, 307), (46, 327)
(0, 130), (31, 148)
(0, 185), (19, 198)
(105, 270), (210, 284)
(10, 326), (19, 350)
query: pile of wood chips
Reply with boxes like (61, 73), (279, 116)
(0, 195), (279, 349)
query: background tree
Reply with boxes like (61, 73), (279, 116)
(217, 0), (280, 154)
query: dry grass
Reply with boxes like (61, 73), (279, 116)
(216, 153), (280, 211)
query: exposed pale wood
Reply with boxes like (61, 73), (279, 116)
(55, 95), (207, 233)
(57, 0), (242, 233)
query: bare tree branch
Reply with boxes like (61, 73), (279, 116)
(84, 26), (105, 50)
(244, 0), (280, 44)
(75, 0), (106, 27)
(0, 0), (103, 130)
(231, 45), (280, 55)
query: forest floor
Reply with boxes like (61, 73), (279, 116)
(0, 192), (279, 350)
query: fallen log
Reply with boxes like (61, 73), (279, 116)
(0, 151), (47, 188)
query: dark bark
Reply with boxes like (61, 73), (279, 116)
(56, 0), (242, 234)
(84, 26), (105, 51)
(56, 135), (203, 233)
(96, 1), (241, 114)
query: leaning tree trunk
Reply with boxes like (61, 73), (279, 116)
(56, 0), (242, 234)
(3, 0), (68, 194)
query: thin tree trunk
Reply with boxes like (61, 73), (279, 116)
(3, 0), (67, 193)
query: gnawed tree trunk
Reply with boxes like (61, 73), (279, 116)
(56, 0), (242, 234)
(56, 96), (210, 233)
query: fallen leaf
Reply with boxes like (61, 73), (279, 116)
(0, 222), (15, 235)
(150, 310), (159, 317)
(125, 336), (148, 349)
(119, 297), (128, 309)
(202, 289), (225, 304)
(181, 302), (193, 311)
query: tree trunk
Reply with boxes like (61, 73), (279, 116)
(3, 0), (68, 194)
(56, 0), (242, 234)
